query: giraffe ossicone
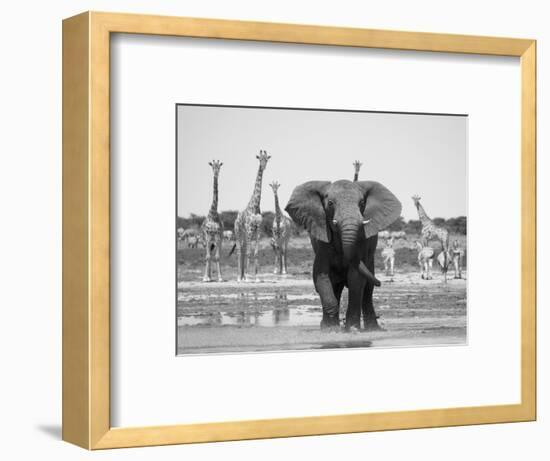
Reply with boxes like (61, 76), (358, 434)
(352, 160), (363, 182)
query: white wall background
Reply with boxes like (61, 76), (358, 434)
(0, 0), (546, 459)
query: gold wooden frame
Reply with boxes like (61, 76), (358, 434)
(62, 11), (537, 449)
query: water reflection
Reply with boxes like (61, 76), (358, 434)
(272, 308), (290, 325)
(178, 291), (323, 328)
(319, 341), (372, 349)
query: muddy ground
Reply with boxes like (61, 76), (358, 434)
(177, 236), (467, 355)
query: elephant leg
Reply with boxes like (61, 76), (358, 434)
(361, 281), (381, 330)
(360, 256), (381, 330)
(314, 272), (340, 329)
(345, 268), (365, 330)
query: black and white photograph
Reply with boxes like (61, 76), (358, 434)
(176, 104), (467, 355)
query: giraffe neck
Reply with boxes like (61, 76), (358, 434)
(273, 191), (282, 227)
(208, 173), (219, 216)
(247, 166), (264, 213)
(415, 202), (432, 225)
(353, 171), (359, 182)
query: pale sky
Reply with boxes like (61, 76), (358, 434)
(177, 105), (467, 221)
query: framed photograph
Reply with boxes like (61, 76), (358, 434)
(63, 11), (536, 449)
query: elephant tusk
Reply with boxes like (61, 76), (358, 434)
(359, 261), (381, 287)
(332, 219), (338, 225)
(363, 219), (371, 224)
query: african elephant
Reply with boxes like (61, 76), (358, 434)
(285, 179), (402, 330)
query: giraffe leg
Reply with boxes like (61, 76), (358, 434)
(273, 253), (279, 274)
(455, 254), (462, 279)
(252, 231), (261, 282)
(214, 237), (223, 282)
(273, 242), (280, 274)
(244, 235), (253, 282)
(236, 240), (243, 282)
(427, 259), (433, 280)
(282, 244), (288, 275)
(443, 251), (448, 283)
(202, 238), (212, 282)
(390, 256), (394, 277)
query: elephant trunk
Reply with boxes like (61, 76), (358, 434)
(339, 219), (361, 264)
(359, 261), (381, 287)
(337, 218), (381, 287)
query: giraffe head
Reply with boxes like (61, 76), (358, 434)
(256, 149), (271, 170)
(208, 160), (223, 176)
(411, 195), (421, 207)
(353, 160), (362, 173)
(269, 181), (280, 193)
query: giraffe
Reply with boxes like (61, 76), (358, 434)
(269, 181), (292, 275)
(381, 236), (395, 276)
(233, 150), (271, 282)
(200, 160), (224, 282)
(411, 195), (450, 282)
(450, 239), (464, 279)
(352, 160), (362, 182)
(416, 240), (435, 280)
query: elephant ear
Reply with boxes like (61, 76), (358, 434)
(356, 181), (402, 239)
(285, 181), (331, 242)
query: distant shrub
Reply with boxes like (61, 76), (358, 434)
(446, 216), (467, 235)
(405, 219), (422, 235)
(261, 211), (275, 237)
(387, 216), (405, 231)
(220, 210), (239, 230)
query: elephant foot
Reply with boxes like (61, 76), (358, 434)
(320, 314), (340, 330)
(344, 318), (361, 331)
(202, 277), (211, 283)
(363, 317), (384, 331)
(217, 277), (224, 282)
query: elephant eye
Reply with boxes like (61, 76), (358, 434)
(327, 200), (334, 207)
